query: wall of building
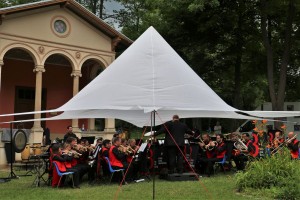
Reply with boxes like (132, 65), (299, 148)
(0, 59), (36, 128)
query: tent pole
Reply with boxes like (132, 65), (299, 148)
(151, 110), (156, 200)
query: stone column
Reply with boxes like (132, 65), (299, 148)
(30, 65), (45, 143)
(88, 119), (95, 131)
(0, 60), (3, 93)
(104, 118), (115, 132)
(71, 70), (82, 137)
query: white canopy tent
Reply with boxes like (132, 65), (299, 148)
(1, 27), (299, 127)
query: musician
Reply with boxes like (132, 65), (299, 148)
(199, 134), (216, 159)
(91, 138), (103, 160)
(65, 137), (94, 184)
(127, 139), (140, 179)
(154, 115), (193, 174)
(96, 137), (103, 146)
(126, 139), (139, 163)
(109, 137), (127, 168)
(243, 133), (255, 156)
(215, 134), (227, 159)
(197, 134), (217, 176)
(51, 143), (80, 188)
(273, 131), (284, 147)
(100, 140), (111, 177)
(232, 133), (255, 171)
(63, 126), (78, 143)
(109, 137), (132, 182)
(270, 131), (284, 154)
(286, 132), (299, 159)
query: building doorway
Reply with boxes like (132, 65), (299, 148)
(14, 86), (46, 129)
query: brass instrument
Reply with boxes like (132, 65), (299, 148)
(271, 134), (298, 154)
(118, 145), (136, 155)
(234, 139), (248, 152)
(126, 146), (135, 154)
(198, 138), (217, 151)
(198, 138), (206, 151)
(223, 133), (233, 140)
(272, 137), (283, 148)
(72, 144), (88, 153)
(62, 150), (82, 158)
(207, 141), (218, 151)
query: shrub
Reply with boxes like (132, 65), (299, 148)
(235, 149), (300, 199)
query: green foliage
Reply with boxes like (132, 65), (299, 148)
(235, 149), (300, 199)
(0, 170), (261, 200)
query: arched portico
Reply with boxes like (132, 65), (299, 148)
(0, 0), (131, 167)
(80, 56), (115, 133)
(0, 43), (40, 65)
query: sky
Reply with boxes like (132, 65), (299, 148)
(103, 0), (123, 30)
(105, 0), (123, 13)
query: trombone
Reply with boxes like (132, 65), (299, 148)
(271, 134), (298, 155)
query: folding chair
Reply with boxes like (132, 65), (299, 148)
(52, 161), (74, 188)
(104, 157), (125, 184)
(214, 155), (227, 174)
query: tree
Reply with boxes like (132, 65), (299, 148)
(260, 0), (299, 112)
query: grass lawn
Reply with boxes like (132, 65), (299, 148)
(0, 169), (272, 200)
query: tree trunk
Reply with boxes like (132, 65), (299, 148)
(260, 0), (277, 110)
(99, 0), (104, 19)
(277, 0), (295, 111)
(231, 0), (244, 131)
(260, 0), (295, 129)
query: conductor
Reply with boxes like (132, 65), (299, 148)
(155, 115), (193, 174)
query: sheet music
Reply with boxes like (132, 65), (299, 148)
(138, 143), (147, 152)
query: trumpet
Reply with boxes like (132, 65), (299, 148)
(62, 150), (82, 158)
(118, 145), (134, 155)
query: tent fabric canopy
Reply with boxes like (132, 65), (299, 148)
(1, 27), (299, 127)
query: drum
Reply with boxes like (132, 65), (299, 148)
(21, 144), (30, 160)
(32, 143), (42, 155)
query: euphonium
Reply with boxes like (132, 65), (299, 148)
(234, 139), (248, 152)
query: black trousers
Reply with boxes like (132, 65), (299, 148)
(64, 168), (80, 187)
(73, 163), (95, 182)
(233, 154), (248, 170)
(112, 164), (133, 182)
(166, 146), (184, 173)
(203, 158), (222, 176)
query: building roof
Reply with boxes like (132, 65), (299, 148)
(0, 0), (132, 47)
